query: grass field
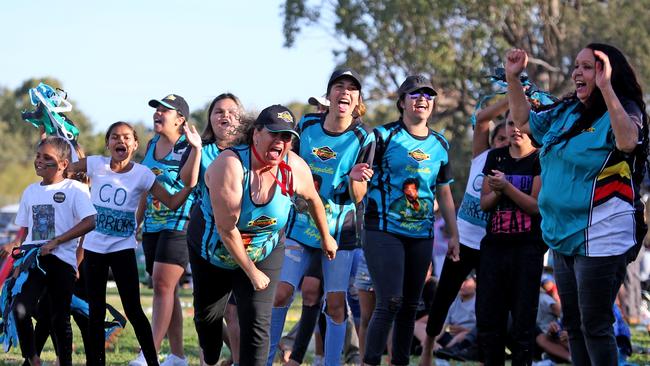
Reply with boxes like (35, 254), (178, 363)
(1, 285), (650, 365)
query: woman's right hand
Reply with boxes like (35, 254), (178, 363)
(183, 124), (202, 149)
(505, 48), (528, 78)
(248, 267), (270, 291)
(0, 242), (15, 258)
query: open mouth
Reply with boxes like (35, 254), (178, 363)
(153, 117), (163, 125)
(267, 146), (283, 159)
(575, 80), (586, 93)
(415, 103), (428, 112)
(337, 99), (350, 113)
(115, 145), (128, 157)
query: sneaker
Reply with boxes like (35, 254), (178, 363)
(161, 354), (189, 366)
(128, 351), (147, 366)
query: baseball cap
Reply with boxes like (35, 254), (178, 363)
(327, 68), (362, 93)
(308, 95), (330, 107)
(255, 105), (300, 139)
(148, 94), (190, 119)
(397, 75), (437, 98)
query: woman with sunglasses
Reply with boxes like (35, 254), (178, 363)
(267, 68), (374, 366)
(363, 75), (459, 366)
(198, 105), (337, 366)
(180, 93), (245, 366)
(131, 94), (194, 366)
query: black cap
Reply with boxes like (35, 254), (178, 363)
(255, 105), (300, 139)
(148, 94), (190, 119)
(397, 75), (437, 98)
(327, 68), (362, 93)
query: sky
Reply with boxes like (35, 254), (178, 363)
(1, 0), (336, 132)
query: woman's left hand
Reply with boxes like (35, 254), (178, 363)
(183, 124), (202, 149)
(594, 50), (613, 91)
(349, 163), (374, 182)
(321, 234), (338, 260)
(446, 235), (460, 262)
(487, 169), (507, 191)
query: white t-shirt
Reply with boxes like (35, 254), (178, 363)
(456, 150), (489, 250)
(15, 179), (96, 269)
(83, 156), (156, 254)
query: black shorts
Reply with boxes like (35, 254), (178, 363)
(142, 230), (189, 275)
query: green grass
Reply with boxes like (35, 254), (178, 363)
(2, 286), (650, 365)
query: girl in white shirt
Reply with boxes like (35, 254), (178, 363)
(1, 137), (96, 366)
(68, 121), (198, 366)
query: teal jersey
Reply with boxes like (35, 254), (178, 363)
(286, 113), (375, 250)
(529, 99), (642, 256)
(366, 120), (453, 238)
(185, 143), (222, 258)
(141, 134), (194, 232)
(208, 145), (292, 269)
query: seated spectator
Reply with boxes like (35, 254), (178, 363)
(429, 276), (476, 352)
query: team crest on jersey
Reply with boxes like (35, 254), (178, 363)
(312, 146), (337, 161)
(277, 111), (294, 123)
(248, 215), (277, 229)
(151, 167), (163, 176)
(408, 149), (430, 162)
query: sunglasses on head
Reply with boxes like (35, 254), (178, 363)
(269, 131), (294, 142)
(408, 91), (435, 101)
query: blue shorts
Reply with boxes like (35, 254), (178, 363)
(322, 249), (355, 293)
(279, 239), (321, 290)
(353, 250), (374, 292)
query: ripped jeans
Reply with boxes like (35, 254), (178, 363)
(363, 230), (433, 365)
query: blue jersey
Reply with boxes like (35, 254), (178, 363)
(186, 143), (222, 258)
(286, 113), (375, 250)
(202, 145), (292, 269)
(366, 120), (452, 238)
(141, 134), (194, 232)
(529, 99), (642, 256)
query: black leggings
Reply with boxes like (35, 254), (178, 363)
(425, 244), (480, 337)
(84, 249), (158, 366)
(14, 255), (76, 366)
(189, 244), (283, 366)
(363, 230), (433, 366)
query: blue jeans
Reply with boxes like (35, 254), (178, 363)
(553, 249), (629, 366)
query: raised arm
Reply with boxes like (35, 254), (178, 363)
(473, 97), (508, 157)
(149, 181), (195, 211)
(180, 124), (203, 186)
(594, 50), (640, 153)
(289, 151), (338, 260)
(505, 49), (532, 134)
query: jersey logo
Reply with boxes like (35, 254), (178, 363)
(408, 149), (430, 162)
(247, 215), (277, 229)
(151, 167), (163, 176)
(312, 146), (338, 161)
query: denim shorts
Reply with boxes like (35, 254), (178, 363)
(353, 250), (374, 292)
(322, 249), (356, 293)
(279, 239), (321, 290)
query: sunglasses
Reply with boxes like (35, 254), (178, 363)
(269, 131), (294, 142)
(408, 92), (435, 101)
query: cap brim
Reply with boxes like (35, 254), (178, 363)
(264, 126), (300, 140)
(148, 99), (177, 110)
(406, 86), (437, 96)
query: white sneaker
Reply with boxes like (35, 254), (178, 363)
(161, 354), (189, 366)
(128, 351), (147, 366)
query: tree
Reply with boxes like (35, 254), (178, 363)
(281, 0), (650, 199)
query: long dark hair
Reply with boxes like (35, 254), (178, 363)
(201, 93), (245, 144)
(542, 44), (648, 172)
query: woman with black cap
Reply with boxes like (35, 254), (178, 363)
(363, 75), (459, 366)
(267, 68), (375, 366)
(197, 104), (336, 366)
(130, 94), (194, 366)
